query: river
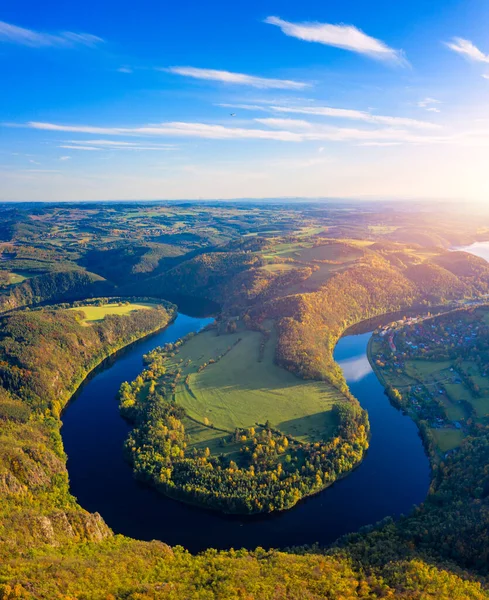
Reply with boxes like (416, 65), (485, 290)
(457, 241), (489, 262)
(62, 314), (430, 552)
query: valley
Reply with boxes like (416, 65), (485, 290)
(1, 202), (489, 597)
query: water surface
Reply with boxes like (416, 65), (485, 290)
(456, 241), (489, 262)
(62, 318), (430, 552)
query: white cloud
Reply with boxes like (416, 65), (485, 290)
(59, 156), (71, 161)
(0, 20), (104, 48)
(20, 119), (450, 146)
(269, 104), (438, 129)
(445, 37), (489, 63)
(117, 67), (133, 73)
(357, 142), (402, 147)
(483, 74), (489, 80)
(26, 120), (304, 141)
(264, 16), (406, 65)
(254, 117), (313, 129)
(59, 145), (101, 151)
(164, 66), (309, 89)
(417, 97), (441, 113)
(59, 139), (176, 151)
(69, 139), (174, 148)
(231, 102), (439, 129)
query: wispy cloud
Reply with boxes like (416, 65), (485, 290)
(60, 139), (175, 151)
(59, 145), (101, 151)
(117, 67), (133, 74)
(357, 142), (402, 147)
(59, 156), (71, 161)
(163, 66), (309, 89)
(18, 119), (450, 146)
(445, 37), (489, 63)
(264, 16), (406, 65)
(221, 102), (440, 129)
(69, 139), (174, 147)
(417, 98), (441, 113)
(0, 20), (103, 48)
(254, 117), (313, 129)
(253, 118), (443, 143)
(30, 121), (303, 141)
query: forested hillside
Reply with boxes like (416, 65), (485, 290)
(0, 270), (111, 312)
(1, 202), (489, 598)
(0, 302), (175, 553)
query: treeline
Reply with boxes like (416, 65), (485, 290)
(0, 270), (112, 313)
(119, 344), (368, 514)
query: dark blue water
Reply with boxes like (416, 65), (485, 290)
(62, 321), (430, 552)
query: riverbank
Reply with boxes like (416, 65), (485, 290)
(62, 322), (430, 551)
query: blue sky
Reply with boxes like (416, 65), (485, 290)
(1, 0), (489, 201)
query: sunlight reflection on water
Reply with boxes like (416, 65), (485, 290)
(457, 242), (489, 262)
(337, 355), (373, 382)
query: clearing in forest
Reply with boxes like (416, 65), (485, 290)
(69, 302), (158, 323)
(167, 325), (343, 450)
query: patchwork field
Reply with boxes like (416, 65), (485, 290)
(69, 302), (157, 322)
(263, 241), (363, 264)
(260, 241), (365, 294)
(165, 324), (343, 452)
(370, 339), (489, 455)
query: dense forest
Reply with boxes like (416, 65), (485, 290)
(0, 300), (175, 553)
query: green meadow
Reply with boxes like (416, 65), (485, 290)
(166, 325), (343, 453)
(69, 302), (157, 323)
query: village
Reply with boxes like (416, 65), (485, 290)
(370, 307), (489, 453)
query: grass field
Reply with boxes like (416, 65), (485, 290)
(369, 350), (470, 454)
(260, 241), (364, 294)
(290, 243), (363, 263)
(69, 302), (157, 322)
(260, 263), (297, 273)
(263, 242), (363, 265)
(406, 360), (451, 383)
(367, 225), (399, 235)
(8, 272), (30, 285)
(165, 324), (344, 452)
(431, 428), (465, 452)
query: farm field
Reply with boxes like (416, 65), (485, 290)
(431, 428), (465, 452)
(8, 272), (31, 285)
(0, 271), (32, 287)
(167, 325), (342, 450)
(263, 241), (363, 264)
(260, 241), (365, 294)
(69, 302), (158, 322)
(260, 262), (297, 273)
